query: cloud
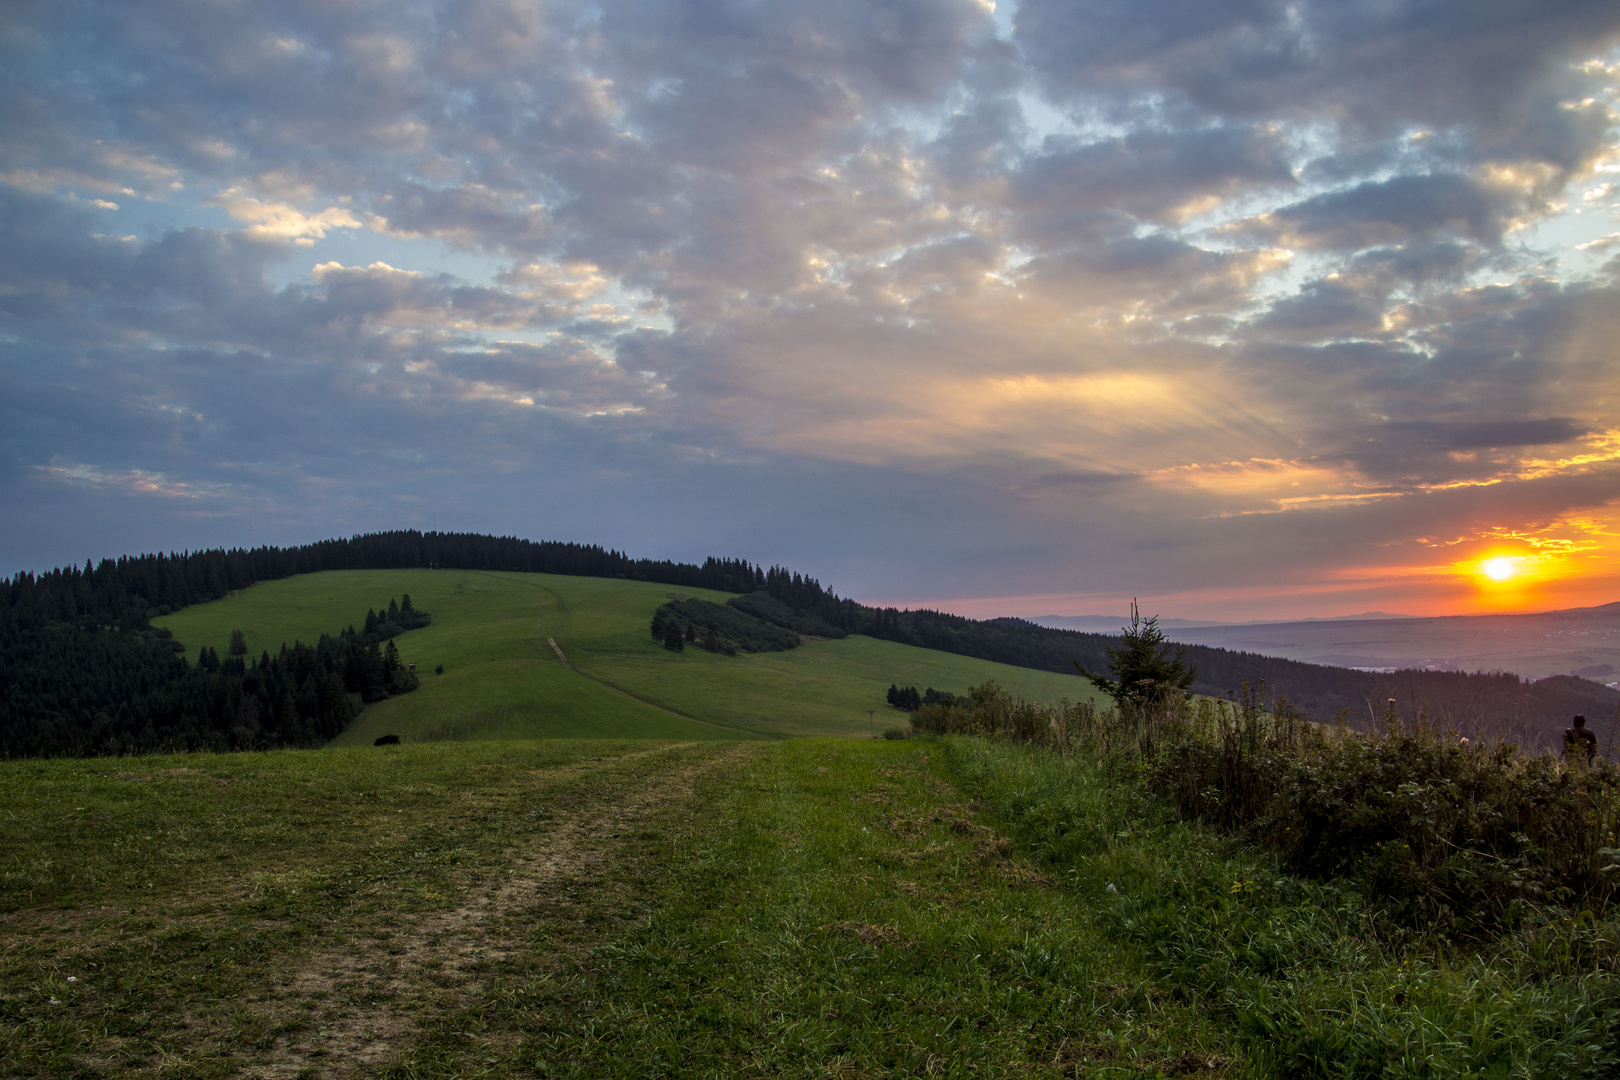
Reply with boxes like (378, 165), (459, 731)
(208, 189), (361, 243)
(32, 460), (235, 500)
(1011, 124), (1297, 231)
(1235, 173), (1520, 250)
(1016, 0), (1620, 175)
(2, 0), (1620, 621)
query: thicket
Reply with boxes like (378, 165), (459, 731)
(885, 684), (960, 711)
(947, 738), (1620, 1077)
(910, 681), (1620, 935)
(0, 595), (428, 757)
(726, 591), (847, 638)
(650, 598), (800, 655)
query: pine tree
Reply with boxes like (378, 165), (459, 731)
(1074, 600), (1196, 708)
(229, 629), (247, 656)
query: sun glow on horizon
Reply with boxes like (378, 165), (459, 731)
(1481, 557), (1519, 581)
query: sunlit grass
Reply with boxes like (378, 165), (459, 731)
(155, 569), (1105, 744)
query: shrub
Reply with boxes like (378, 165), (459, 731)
(930, 679), (1620, 932)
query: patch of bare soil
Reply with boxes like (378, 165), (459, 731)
(238, 743), (758, 1078)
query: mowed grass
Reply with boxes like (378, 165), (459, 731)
(155, 570), (1105, 743)
(10, 735), (1602, 1077)
(0, 739), (744, 1078)
(425, 737), (1236, 1079)
(1, 738), (1232, 1079)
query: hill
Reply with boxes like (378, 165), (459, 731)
(154, 569), (1107, 743)
(10, 527), (1609, 754)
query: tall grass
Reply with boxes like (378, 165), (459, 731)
(946, 737), (1620, 1079)
(912, 681), (1620, 934)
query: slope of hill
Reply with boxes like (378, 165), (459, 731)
(155, 570), (1106, 743)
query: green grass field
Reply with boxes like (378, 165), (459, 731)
(9, 736), (1607, 1078)
(154, 570), (1105, 744)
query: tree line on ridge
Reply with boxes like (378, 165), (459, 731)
(4, 530), (1613, 755)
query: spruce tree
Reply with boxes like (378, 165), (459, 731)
(1074, 600), (1196, 708)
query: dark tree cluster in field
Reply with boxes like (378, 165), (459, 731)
(651, 599), (800, 656)
(365, 594), (433, 638)
(886, 685), (961, 712)
(0, 597), (428, 758)
(726, 592), (847, 638)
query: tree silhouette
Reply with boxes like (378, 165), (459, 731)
(1074, 600), (1196, 709)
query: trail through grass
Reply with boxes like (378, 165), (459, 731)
(14, 735), (1602, 1077)
(386, 739), (1235, 1078)
(0, 740), (753, 1078)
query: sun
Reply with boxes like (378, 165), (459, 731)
(1480, 557), (1518, 582)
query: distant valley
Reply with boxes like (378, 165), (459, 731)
(1036, 602), (1620, 688)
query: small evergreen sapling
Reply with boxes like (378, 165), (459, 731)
(1074, 600), (1196, 709)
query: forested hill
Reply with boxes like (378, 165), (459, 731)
(0, 531), (773, 626)
(5, 530), (1613, 753)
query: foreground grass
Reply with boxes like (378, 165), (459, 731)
(396, 739), (1620, 1079)
(392, 739), (1230, 1078)
(0, 740), (746, 1078)
(952, 740), (1620, 1078)
(12, 736), (1611, 1077)
(155, 570), (1103, 743)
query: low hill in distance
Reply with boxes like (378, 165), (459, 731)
(155, 569), (1107, 744)
(1159, 603), (1620, 687)
(1038, 603), (1620, 686)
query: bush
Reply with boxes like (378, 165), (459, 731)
(928, 679), (1620, 932)
(1139, 691), (1620, 931)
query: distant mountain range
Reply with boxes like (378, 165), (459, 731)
(1035, 602), (1620, 688)
(1036, 611), (1418, 632)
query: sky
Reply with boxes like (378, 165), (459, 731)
(3, 0), (1620, 622)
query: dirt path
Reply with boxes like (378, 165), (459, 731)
(239, 742), (759, 1078)
(547, 635), (569, 666)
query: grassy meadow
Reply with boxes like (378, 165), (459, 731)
(13, 568), (1611, 1076)
(154, 569), (1105, 744)
(9, 735), (1612, 1078)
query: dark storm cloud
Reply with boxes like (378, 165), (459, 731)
(1373, 418), (1588, 451)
